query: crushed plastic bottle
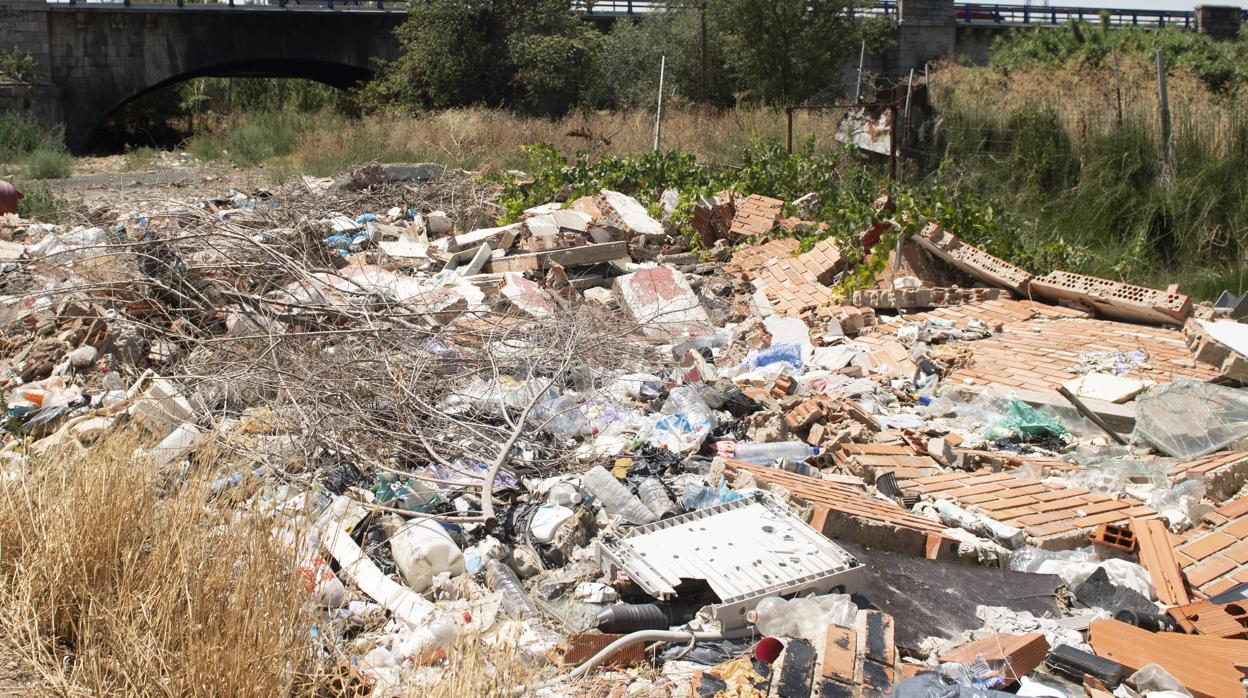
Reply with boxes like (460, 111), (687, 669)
(733, 440), (818, 465)
(580, 466), (657, 525)
(637, 478), (675, 518)
(745, 594), (858, 643)
(485, 559), (537, 618)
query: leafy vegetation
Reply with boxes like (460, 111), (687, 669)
(0, 49), (36, 82)
(0, 113), (64, 164)
(14, 182), (74, 224)
(24, 149), (72, 180)
(990, 22), (1248, 92)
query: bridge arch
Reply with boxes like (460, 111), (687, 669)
(44, 6), (403, 151)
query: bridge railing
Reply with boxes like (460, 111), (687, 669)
(954, 3), (1194, 28)
(38, 0), (1241, 30)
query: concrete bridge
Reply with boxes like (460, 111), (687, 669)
(1, 0), (1243, 152)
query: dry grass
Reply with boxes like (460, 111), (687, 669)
(286, 107), (849, 175)
(930, 58), (1247, 156)
(0, 428), (332, 697)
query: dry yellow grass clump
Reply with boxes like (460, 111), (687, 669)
(0, 430), (330, 696)
(288, 106), (849, 174)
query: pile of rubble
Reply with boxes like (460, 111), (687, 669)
(4, 163), (1248, 697)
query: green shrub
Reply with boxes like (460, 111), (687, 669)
(24, 149), (72, 180)
(187, 112), (310, 167)
(14, 182), (73, 223)
(0, 113), (63, 163)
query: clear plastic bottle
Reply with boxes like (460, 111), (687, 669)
(580, 466), (657, 525)
(548, 481), (583, 507)
(732, 441), (819, 465)
(746, 594), (857, 641)
(485, 559), (537, 618)
(637, 478), (675, 518)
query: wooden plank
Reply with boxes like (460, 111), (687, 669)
(1088, 620), (1243, 698)
(486, 241), (628, 273)
(1135, 519), (1192, 605)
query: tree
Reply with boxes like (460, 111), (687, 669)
(599, 6), (735, 109)
(707, 0), (891, 105)
(361, 0), (602, 116)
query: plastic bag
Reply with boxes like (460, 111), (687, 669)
(1134, 378), (1248, 460)
(985, 399), (1068, 440)
(741, 342), (803, 373)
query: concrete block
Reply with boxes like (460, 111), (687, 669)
(1029, 270), (1191, 326)
(498, 272), (556, 318)
(613, 264), (711, 340)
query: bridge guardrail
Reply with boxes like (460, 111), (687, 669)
(40, 0), (1246, 29)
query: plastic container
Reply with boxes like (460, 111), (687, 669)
(548, 481), (583, 507)
(529, 504), (574, 544)
(733, 441), (819, 465)
(485, 559), (537, 618)
(745, 594), (857, 643)
(389, 519), (465, 593)
(637, 478), (675, 518)
(596, 603), (695, 632)
(580, 466), (657, 525)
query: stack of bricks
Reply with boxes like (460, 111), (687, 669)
(724, 238), (800, 279)
(832, 443), (940, 482)
(722, 460), (954, 559)
(1173, 497), (1248, 597)
(854, 298), (1217, 393)
(851, 286), (1007, 309)
(1183, 318), (1248, 382)
(1029, 270), (1192, 326)
(1169, 451), (1248, 501)
(728, 194), (784, 241)
(795, 237), (845, 284)
(901, 469), (1158, 549)
(913, 222), (1034, 295)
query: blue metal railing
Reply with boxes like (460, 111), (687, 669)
(41, 0), (1244, 30)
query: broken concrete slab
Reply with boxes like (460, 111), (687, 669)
(1060, 373), (1147, 404)
(499, 272), (556, 318)
(599, 190), (665, 240)
(1185, 318), (1248, 382)
(1030, 271), (1191, 326)
(613, 264), (712, 339)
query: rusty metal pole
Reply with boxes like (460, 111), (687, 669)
(786, 107), (794, 154)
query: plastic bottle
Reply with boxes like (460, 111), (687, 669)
(529, 503), (575, 544)
(580, 466), (657, 525)
(534, 394), (589, 436)
(746, 594), (857, 642)
(650, 386), (717, 453)
(596, 603), (696, 632)
(637, 478), (675, 518)
(548, 481), (583, 507)
(662, 385), (716, 425)
(389, 518), (465, 593)
(485, 559), (537, 618)
(732, 441), (819, 465)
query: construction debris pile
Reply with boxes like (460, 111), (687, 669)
(5, 162), (1248, 697)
